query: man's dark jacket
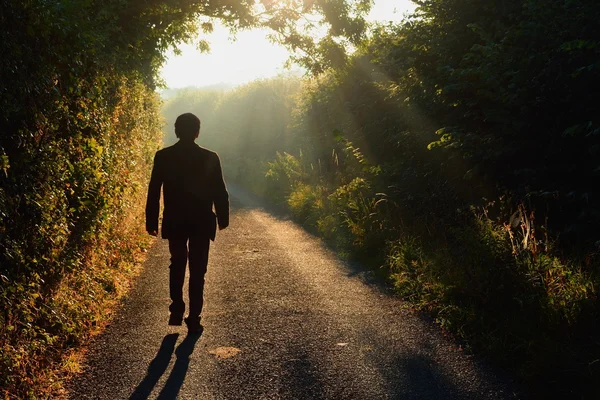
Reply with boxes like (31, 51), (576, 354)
(145, 140), (229, 240)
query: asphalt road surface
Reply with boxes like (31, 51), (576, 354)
(67, 186), (520, 400)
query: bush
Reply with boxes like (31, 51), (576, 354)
(0, 1), (163, 396)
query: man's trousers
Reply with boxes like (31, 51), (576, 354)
(167, 236), (210, 320)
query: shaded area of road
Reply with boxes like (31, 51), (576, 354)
(67, 186), (520, 399)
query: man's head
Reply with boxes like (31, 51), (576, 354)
(174, 113), (201, 141)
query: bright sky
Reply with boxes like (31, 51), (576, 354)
(160, 0), (416, 88)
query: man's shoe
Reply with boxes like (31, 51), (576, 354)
(168, 313), (184, 326)
(184, 317), (203, 334)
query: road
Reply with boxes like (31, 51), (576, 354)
(67, 187), (519, 400)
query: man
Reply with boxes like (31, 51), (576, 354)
(146, 112), (229, 334)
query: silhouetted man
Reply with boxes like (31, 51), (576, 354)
(146, 113), (229, 334)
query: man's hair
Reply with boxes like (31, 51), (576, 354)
(174, 113), (201, 140)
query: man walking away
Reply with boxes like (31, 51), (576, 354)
(145, 112), (229, 334)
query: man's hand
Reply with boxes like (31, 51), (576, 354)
(148, 230), (158, 236)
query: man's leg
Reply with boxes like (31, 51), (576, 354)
(187, 236), (210, 323)
(168, 237), (188, 323)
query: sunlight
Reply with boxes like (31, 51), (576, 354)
(160, 24), (293, 89)
(160, 0), (416, 89)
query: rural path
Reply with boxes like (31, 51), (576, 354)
(67, 186), (519, 400)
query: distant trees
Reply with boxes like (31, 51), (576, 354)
(162, 77), (302, 193)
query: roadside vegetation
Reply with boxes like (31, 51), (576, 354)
(0, 1), (166, 397)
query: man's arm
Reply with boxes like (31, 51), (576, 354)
(145, 152), (162, 236)
(212, 153), (229, 230)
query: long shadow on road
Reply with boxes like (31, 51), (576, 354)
(128, 333), (201, 400)
(156, 333), (201, 399)
(128, 334), (179, 400)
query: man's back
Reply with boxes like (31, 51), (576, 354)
(146, 140), (229, 240)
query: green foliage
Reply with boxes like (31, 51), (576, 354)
(287, 183), (325, 226)
(384, 0), (600, 248)
(0, 74), (162, 397)
(1, 1), (162, 397)
(265, 152), (306, 204)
